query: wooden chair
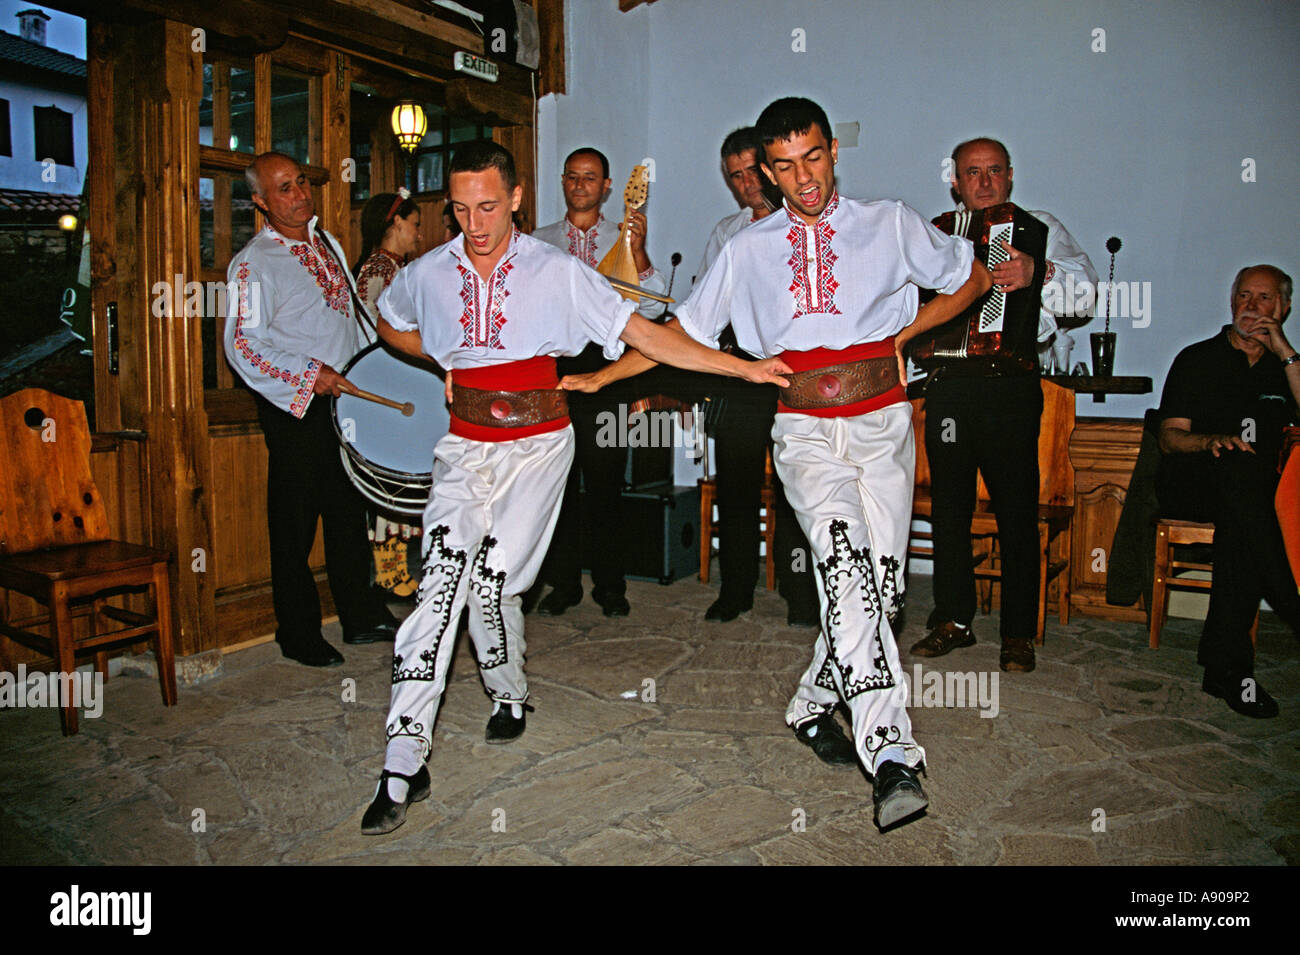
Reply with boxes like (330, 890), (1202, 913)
(699, 447), (777, 590)
(909, 378), (1075, 645)
(0, 389), (177, 735)
(1148, 518), (1257, 649)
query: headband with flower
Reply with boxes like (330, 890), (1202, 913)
(385, 187), (411, 223)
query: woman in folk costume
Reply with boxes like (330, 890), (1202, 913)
(352, 189), (424, 596)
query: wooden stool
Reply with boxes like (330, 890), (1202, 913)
(1148, 518), (1257, 649)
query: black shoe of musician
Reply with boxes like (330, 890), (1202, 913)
(279, 636), (344, 668)
(486, 702), (535, 743)
(521, 580), (546, 616)
(872, 760), (929, 832)
(705, 592), (753, 622)
(794, 714), (858, 767)
(343, 622), (398, 645)
(786, 601), (820, 628)
(593, 588), (630, 618)
(1202, 671), (1279, 719)
(910, 621), (976, 658)
(537, 587), (583, 616)
(361, 766), (431, 835)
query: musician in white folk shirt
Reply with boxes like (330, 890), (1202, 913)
(360, 141), (790, 835)
(530, 148), (669, 619)
(674, 98), (992, 831)
(224, 152), (396, 668)
(909, 137), (1097, 673)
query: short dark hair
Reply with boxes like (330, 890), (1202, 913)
(950, 137), (1012, 170)
(720, 126), (762, 162)
(448, 140), (517, 190)
(756, 97), (833, 147)
(563, 147), (609, 180)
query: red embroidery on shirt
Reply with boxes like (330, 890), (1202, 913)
(357, 251), (400, 306)
(455, 261), (512, 349)
(565, 217), (600, 267)
(267, 229), (351, 316)
(785, 192), (842, 320)
(230, 260), (316, 416)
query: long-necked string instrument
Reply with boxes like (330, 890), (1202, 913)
(597, 164), (673, 305)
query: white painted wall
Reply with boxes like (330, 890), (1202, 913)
(542, 0), (1300, 420)
(0, 78), (86, 194)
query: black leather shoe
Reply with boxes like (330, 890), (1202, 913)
(361, 766), (431, 835)
(537, 587), (583, 616)
(872, 760), (928, 831)
(794, 714), (858, 767)
(279, 637), (344, 667)
(1202, 672), (1279, 718)
(910, 621), (975, 658)
(343, 622), (398, 645)
(485, 702), (535, 743)
(705, 593), (753, 622)
(593, 589), (630, 618)
(521, 580), (546, 616)
(786, 602), (820, 628)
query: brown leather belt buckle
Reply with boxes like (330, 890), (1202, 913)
(451, 385), (568, 428)
(783, 356), (900, 410)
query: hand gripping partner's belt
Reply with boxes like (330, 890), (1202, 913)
(451, 385), (569, 428)
(780, 356), (900, 410)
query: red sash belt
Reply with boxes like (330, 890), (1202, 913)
(449, 356), (571, 442)
(776, 338), (907, 417)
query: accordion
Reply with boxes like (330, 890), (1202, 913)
(909, 202), (1048, 370)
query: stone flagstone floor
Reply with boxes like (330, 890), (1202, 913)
(1, 574), (1296, 866)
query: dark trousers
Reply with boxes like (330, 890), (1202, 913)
(1158, 450), (1300, 679)
(545, 390), (629, 597)
(925, 374), (1042, 640)
(256, 394), (386, 647)
(711, 379), (818, 609)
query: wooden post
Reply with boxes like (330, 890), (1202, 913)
(124, 18), (218, 657)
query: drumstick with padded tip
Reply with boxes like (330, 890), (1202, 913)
(340, 382), (415, 416)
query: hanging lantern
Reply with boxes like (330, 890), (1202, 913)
(390, 102), (428, 154)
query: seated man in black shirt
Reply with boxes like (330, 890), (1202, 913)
(1156, 264), (1300, 718)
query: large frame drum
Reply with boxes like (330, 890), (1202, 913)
(331, 343), (450, 518)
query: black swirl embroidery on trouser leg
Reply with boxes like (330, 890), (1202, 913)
(385, 713), (429, 759)
(468, 536), (509, 670)
(878, 553), (903, 625)
(863, 724), (903, 759)
(815, 657), (838, 692)
(393, 525), (468, 686)
(815, 519), (895, 699)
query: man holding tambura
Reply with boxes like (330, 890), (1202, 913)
(360, 141), (790, 835)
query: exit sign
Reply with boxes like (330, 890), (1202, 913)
(454, 51), (499, 83)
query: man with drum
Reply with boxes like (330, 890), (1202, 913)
(224, 151), (396, 668)
(909, 137), (1096, 673)
(360, 141), (790, 835)
(530, 147), (669, 619)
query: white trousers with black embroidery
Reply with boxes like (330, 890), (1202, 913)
(383, 427), (574, 771)
(773, 403), (925, 774)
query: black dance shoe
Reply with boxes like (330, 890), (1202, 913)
(361, 766), (431, 835)
(485, 702), (535, 744)
(794, 714), (858, 767)
(343, 622), (398, 645)
(872, 760), (929, 831)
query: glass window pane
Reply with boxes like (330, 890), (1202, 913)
(414, 152), (443, 194)
(199, 60), (255, 153)
(351, 141), (371, 203)
(271, 68), (311, 165)
(199, 174), (257, 271)
(449, 120), (479, 143)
